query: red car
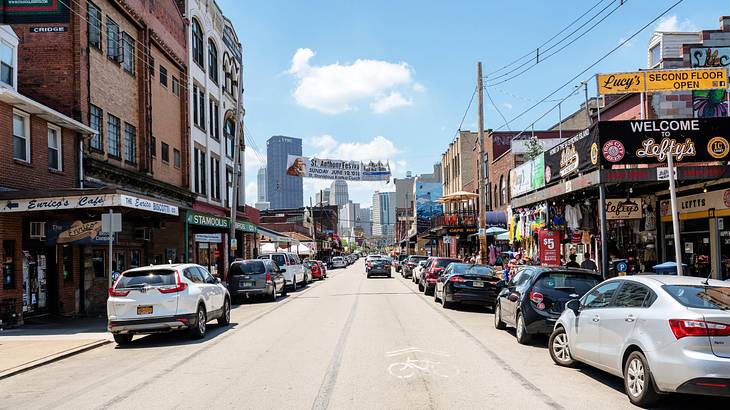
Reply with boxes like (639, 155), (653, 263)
(305, 260), (327, 280)
(418, 257), (462, 296)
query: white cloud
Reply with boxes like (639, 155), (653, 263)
(245, 181), (257, 203)
(412, 82), (426, 92)
(655, 15), (697, 32)
(288, 48), (416, 114)
(370, 92), (413, 114)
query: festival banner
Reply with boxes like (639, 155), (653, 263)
(286, 155), (391, 181)
(543, 126), (599, 184)
(597, 117), (730, 165)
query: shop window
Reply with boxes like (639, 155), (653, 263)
(3, 240), (15, 289)
(92, 249), (105, 278)
(63, 248), (73, 281)
(29, 222), (46, 239)
(130, 250), (141, 268)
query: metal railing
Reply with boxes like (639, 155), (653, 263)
(430, 211), (478, 229)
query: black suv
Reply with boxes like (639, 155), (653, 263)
(494, 267), (601, 344)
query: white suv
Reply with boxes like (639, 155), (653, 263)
(107, 264), (231, 345)
(259, 253), (306, 289)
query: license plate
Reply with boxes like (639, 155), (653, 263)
(472, 281), (484, 288)
(241, 281), (254, 287)
(137, 305), (153, 315)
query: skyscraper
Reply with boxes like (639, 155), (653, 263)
(330, 179), (349, 207)
(266, 136), (303, 209)
(315, 188), (331, 206)
(372, 191), (396, 240)
(257, 167), (267, 202)
(358, 207), (373, 238)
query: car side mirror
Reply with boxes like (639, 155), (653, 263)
(216, 277), (221, 283)
(566, 299), (581, 315)
(279, 268), (286, 273)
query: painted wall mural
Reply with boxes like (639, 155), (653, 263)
(690, 47), (730, 118)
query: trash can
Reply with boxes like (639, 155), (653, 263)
(652, 261), (687, 275)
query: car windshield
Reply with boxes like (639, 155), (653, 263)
(663, 285), (730, 310)
(333, 257), (343, 261)
(466, 265), (496, 277)
(230, 261), (266, 275)
(534, 272), (600, 295)
(409, 256), (428, 263)
(435, 259), (460, 268)
(116, 269), (176, 288)
(447, 263), (470, 274)
(270, 255), (286, 266)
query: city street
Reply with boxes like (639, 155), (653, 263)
(0, 259), (727, 410)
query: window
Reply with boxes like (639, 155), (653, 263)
(159, 65), (168, 87)
(226, 168), (233, 208)
(47, 125), (62, 171)
(87, 2), (102, 50)
(173, 148), (180, 168)
(184, 267), (204, 283)
(194, 147), (207, 195)
(0, 41), (13, 86)
(89, 105), (103, 151)
(582, 281), (621, 309)
(614, 282), (652, 308)
(208, 39), (218, 83)
(192, 19), (204, 69)
(161, 142), (169, 163)
(210, 156), (220, 200)
(106, 17), (120, 62)
(225, 118), (235, 158)
(499, 175), (506, 206)
(13, 112), (29, 162)
(122, 33), (135, 75)
(209, 98), (219, 140)
(150, 135), (156, 157)
(107, 114), (120, 157)
(649, 44), (661, 67)
(198, 87), (206, 129)
(172, 77), (180, 96)
(193, 85), (206, 129)
(123, 123), (136, 163)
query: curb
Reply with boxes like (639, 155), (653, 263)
(0, 339), (111, 380)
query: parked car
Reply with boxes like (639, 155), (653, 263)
(228, 259), (287, 302)
(418, 257), (462, 296)
(258, 252), (306, 290)
(412, 259), (431, 283)
(394, 254), (409, 272)
(305, 260), (326, 280)
(494, 267), (601, 344)
(549, 275), (730, 406)
(366, 257), (392, 278)
(434, 263), (501, 309)
(107, 264), (230, 345)
(402, 255), (429, 279)
(332, 256), (347, 269)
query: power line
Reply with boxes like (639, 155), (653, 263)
(486, 0), (626, 86)
(452, 85), (478, 139)
(493, 0), (685, 132)
(486, 0), (609, 77)
(484, 86), (512, 130)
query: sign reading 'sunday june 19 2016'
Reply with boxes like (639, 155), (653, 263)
(597, 117), (730, 165)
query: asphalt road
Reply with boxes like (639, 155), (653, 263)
(1, 259), (729, 409)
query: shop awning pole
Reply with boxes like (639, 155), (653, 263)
(598, 184), (609, 279)
(667, 153), (683, 276)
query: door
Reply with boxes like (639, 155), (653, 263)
(502, 270), (530, 325)
(598, 281), (652, 370)
(571, 280), (621, 365)
(198, 266), (224, 311)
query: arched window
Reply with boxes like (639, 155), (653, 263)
(223, 54), (231, 93)
(192, 19), (204, 68)
(499, 175), (505, 207)
(494, 186), (499, 208)
(208, 39), (218, 83)
(224, 117), (235, 159)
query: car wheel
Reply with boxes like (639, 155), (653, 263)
(292, 277), (298, 291)
(218, 298), (231, 326)
(548, 327), (574, 367)
(281, 283), (288, 296)
(113, 333), (133, 346)
(494, 302), (506, 330)
(189, 305), (207, 339)
(441, 292), (451, 309)
(418, 279), (424, 292)
(624, 351), (660, 407)
(271, 285), (277, 302)
(434, 288), (440, 302)
(515, 312), (532, 345)
(424, 284), (433, 296)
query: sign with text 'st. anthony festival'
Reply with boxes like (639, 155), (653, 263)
(597, 117), (730, 165)
(286, 155), (391, 181)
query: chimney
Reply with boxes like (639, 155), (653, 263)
(721, 16), (730, 32)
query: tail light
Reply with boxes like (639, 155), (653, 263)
(449, 276), (466, 283)
(266, 272), (271, 282)
(530, 292), (544, 304)
(108, 288), (129, 297)
(158, 272), (188, 294)
(669, 319), (730, 339)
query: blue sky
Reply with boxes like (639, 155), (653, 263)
(220, 0), (729, 207)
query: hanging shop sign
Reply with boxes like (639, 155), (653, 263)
(119, 195), (179, 216)
(46, 220), (112, 245)
(597, 117), (730, 165)
(532, 154), (545, 189)
(538, 229), (560, 267)
(445, 227), (478, 235)
(510, 162), (533, 198)
(544, 126), (599, 184)
(195, 233), (223, 243)
(186, 211), (257, 233)
(660, 188), (730, 218)
(0, 194), (114, 213)
(597, 67), (728, 94)
(605, 198), (643, 220)
(286, 155), (391, 181)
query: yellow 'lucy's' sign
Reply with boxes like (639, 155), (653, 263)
(646, 68), (727, 92)
(597, 72), (645, 94)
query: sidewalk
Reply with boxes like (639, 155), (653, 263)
(0, 317), (112, 379)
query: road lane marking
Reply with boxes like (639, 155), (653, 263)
(387, 349), (459, 379)
(395, 276), (565, 410)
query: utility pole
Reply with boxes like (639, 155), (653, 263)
(310, 195), (318, 260)
(229, 56), (245, 268)
(583, 81), (590, 127)
(477, 61), (487, 264)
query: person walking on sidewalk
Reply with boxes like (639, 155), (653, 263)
(580, 252), (598, 271)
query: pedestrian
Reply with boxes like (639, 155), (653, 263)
(565, 254), (580, 268)
(580, 252), (598, 271)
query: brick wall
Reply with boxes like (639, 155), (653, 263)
(0, 214), (23, 320)
(489, 152), (514, 213)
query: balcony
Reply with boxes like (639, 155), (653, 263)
(431, 211), (478, 230)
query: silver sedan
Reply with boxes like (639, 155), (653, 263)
(549, 275), (730, 407)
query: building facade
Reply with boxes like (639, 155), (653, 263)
(441, 131), (477, 212)
(257, 167), (267, 202)
(330, 179), (348, 207)
(372, 191), (396, 244)
(266, 135), (303, 209)
(316, 188), (330, 206)
(357, 207), (372, 238)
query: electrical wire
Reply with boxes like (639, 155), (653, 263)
(451, 85), (478, 140)
(485, 86), (512, 130)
